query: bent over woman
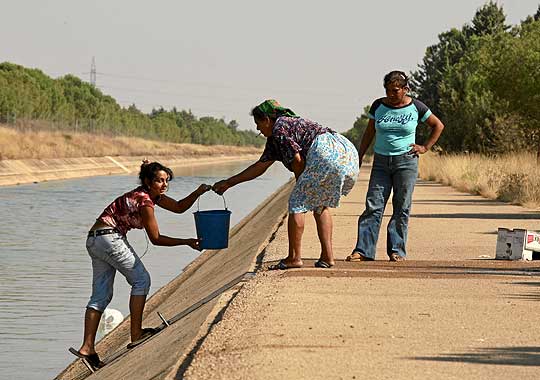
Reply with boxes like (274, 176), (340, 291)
(213, 99), (359, 269)
(70, 161), (211, 369)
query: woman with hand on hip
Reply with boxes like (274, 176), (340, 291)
(347, 71), (444, 262)
(71, 161), (211, 370)
(213, 99), (359, 269)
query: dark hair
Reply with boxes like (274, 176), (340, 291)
(138, 161), (174, 189)
(251, 106), (276, 122)
(383, 71), (409, 88)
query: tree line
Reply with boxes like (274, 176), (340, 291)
(345, 2), (540, 157)
(0, 62), (264, 147)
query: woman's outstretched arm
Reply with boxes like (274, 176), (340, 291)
(213, 160), (274, 194)
(158, 184), (211, 214)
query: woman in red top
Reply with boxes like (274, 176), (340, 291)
(70, 161), (211, 369)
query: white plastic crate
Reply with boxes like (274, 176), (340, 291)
(496, 228), (540, 261)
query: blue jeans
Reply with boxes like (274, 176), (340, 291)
(354, 152), (418, 259)
(86, 231), (151, 312)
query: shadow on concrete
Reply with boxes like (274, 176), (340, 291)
(415, 182), (446, 187)
(284, 260), (540, 279)
(410, 346), (540, 366)
(255, 218), (286, 269)
(505, 281), (540, 302)
(411, 213), (540, 220)
(414, 199), (503, 206)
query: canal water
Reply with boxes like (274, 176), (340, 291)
(0, 161), (291, 380)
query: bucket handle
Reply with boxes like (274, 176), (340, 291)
(196, 193), (228, 211)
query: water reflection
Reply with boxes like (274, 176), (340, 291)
(0, 161), (290, 379)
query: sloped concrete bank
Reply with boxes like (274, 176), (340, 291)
(0, 154), (259, 186)
(55, 179), (294, 380)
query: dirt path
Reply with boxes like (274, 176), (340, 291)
(183, 166), (540, 380)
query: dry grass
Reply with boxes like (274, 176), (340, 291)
(419, 152), (540, 208)
(0, 124), (261, 160)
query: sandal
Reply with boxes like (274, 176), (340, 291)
(314, 260), (334, 268)
(268, 260), (302, 271)
(68, 347), (105, 370)
(126, 327), (159, 349)
(389, 253), (406, 262)
(346, 252), (374, 262)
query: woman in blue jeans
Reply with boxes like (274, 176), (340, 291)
(347, 71), (444, 262)
(70, 161), (211, 370)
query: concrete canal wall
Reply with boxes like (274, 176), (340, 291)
(0, 154), (259, 186)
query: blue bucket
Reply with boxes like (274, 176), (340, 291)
(193, 194), (231, 250)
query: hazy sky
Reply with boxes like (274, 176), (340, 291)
(2, 0), (538, 132)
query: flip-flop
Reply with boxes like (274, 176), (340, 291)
(68, 347), (105, 370)
(268, 260), (302, 270)
(126, 327), (159, 349)
(345, 252), (374, 262)
(389, 253), (406, 262)
(314, 260), (334, 268)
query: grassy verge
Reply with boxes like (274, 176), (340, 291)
(419, 152), (540, 208)
(0, 124), (261, 160)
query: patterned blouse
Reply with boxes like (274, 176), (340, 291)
(259, 116), (333, 171)
(97, 186), (157, 236)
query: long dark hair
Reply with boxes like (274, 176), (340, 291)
(138, 161), (174, 189)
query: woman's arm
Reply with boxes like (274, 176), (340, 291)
(409, 114), (445, 155)
(141, 206), (200, 249)
(358, 119), (376, 162)
(290, 153), (305, 179)
(213, 160), (274, 194)
(158, 184), (211, 214)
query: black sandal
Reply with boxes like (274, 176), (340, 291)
(69, 347), (105, 370)
(268, 260), (303, 270)
(126, 327), (159, 349)
(314, 260), (333, 268)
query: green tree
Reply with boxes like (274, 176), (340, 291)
(469, 1), (509, 36)
(0, 61), (266, 148)
(487, 20), (540, 158)
(411, 1), (509, 119)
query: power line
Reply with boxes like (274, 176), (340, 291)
(81, 70), (353, 98)
(90, 57), (96, 86)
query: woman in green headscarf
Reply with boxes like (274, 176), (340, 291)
(213, 99), (359, 269)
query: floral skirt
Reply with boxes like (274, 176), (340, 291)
(289, 132), (359, 214)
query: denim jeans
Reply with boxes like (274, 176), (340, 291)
(86, 231), (150, 312)
(354, 152), (418, 259)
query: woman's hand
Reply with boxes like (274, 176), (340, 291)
(185, 238), (202, 251)
(212, 180), (231, 195)
(408, 144), (428, 155)
(196, 184), (212, 196)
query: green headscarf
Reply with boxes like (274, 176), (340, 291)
(255, 99), (298, 119)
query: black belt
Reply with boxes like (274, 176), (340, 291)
(88, 228), (120, 237)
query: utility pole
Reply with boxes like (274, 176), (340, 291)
(90, 57), (97, 86)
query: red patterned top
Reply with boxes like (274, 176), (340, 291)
(97, 186), (157, 235)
